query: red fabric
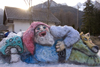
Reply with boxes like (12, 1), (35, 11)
(22, 22), (50, 55)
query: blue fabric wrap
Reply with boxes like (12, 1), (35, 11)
(21, 52), (38, 64)
(21, 39), (72, 63)
(65, 47), (72, 61)
(4, 32), (10, 37)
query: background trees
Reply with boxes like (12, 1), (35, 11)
(82, 0), (100, 35)
(54, 9), (76, 28)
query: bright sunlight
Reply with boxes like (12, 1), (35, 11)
(0, 0), (96, 10)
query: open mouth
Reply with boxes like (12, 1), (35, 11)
(39, 31), (46, 37)
(91, 46), (99, 53)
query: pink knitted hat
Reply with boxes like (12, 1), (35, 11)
(22, 21), (50, 55)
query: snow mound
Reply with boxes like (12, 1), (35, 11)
(0, 50), (99, 67)
(0, 31), (24, 48)
(0, 60), (100, 67)
(0, 32), (17, 48)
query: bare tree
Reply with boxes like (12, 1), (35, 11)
(54, 9), (76, 27)
(24, 0), (32, 8)
(76, 3), (81, 29)
(24, 0), (32, 24)
(43, 0), (53, 23)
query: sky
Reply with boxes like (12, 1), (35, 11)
(0, 0), (97, 10)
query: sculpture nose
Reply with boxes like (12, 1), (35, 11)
(91, 46), (99, 53)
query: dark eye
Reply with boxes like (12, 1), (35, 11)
(43, 26), (46, 29)
(84, 38), (87, 41)
(37, 27), (40, 30)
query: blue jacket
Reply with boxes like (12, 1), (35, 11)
(21, 39), (72, 64)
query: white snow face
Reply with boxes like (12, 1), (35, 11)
(34, 25), (54, 46)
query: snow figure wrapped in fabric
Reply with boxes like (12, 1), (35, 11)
(0, 21), (100, 66)
(21, 22), (100, 66)
(69, 32), (100, 65)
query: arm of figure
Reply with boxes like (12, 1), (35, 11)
(50, 25), (80, 51)
(56, 41), (65, 52)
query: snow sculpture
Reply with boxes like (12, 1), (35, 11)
(69, 32), (100, 65)
(0, 32), (23, 63)
(0, 22), (100, 66)
(0, 36), (23, 55)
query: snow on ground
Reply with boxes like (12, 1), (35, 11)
(0, 60), (100, 67)
(0, 51), (99, 67)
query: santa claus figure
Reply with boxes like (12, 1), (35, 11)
(21, 21), (80, 63)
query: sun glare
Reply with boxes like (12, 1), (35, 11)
(0, 0), (29, 10)
(17, 5), (29, 10)
(0, 0), (96, 10)
(8, 0), (29, 10)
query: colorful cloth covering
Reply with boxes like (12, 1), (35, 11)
(0, 36), (23, 55)
(21, 39), (72, 63)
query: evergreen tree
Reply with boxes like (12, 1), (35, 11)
(94, 9), (100, 35)
(82, 0), (95, 34)
(82, 0), (100, 35)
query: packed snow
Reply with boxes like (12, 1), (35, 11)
(0, 32), (24, 49)
(0, 31), (100, 67)
(0, 50), (99, 67)
(0, 52), (100, 67)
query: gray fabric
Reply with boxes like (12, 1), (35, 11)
(50, 25), (80, 47)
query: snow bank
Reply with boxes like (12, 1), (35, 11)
(0, 60), (100, 67)
(0, 50), (99, 67)
(0, 31), (24, 48)
(0, 32), (17, 48)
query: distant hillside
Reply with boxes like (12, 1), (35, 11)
(49, 5), (84, 28)
(33, 0), (63, 9)
(33, 0), (83, 29)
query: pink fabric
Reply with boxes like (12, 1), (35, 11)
(22, 22), (50, 55)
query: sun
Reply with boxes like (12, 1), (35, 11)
(0, 0), (47, 10)
(8, 0), (29, 10)
(0, 0), (29, 10)
(17, 5), (29, 10)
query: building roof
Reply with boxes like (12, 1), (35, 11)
(4, 6), (60, 24)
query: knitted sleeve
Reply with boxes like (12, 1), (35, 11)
(50, 25), (80, 47)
